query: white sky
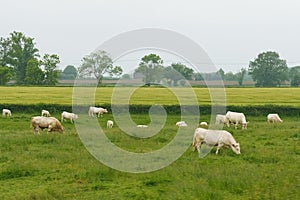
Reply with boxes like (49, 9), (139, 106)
(1, 0), (299, 73)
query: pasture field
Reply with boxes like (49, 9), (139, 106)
(0, 113), (299, 199)
(1, 86), (300, 106)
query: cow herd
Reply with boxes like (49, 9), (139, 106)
(1, 107), (283, 156)
(190, 111), (283, 155)
(1, 106), (109, 134)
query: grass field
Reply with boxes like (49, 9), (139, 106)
(0, 112), (299, 199)
(1, 86), (300, 106)
(0, 87), (299, 199)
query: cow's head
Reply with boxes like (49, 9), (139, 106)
(231, 143), (240, 154)
(104, 109), (108, 113)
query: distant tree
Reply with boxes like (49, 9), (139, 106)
(121, 74), (131, 80)
(25, 58), (44, 85)
(0, 37), (10, 66)
(109, 65), (123, 78)
(79, 50), (122, 85)
(224, 71), (236, 81)
(249, 51), (289, 87)
(217, 68), (225, 80)
(290, 66), (300, 86)
(194, 73), (204, 81)
(135, 54), (164, 85)
(291, 73), (300, 86)
(236, 68), (247, 86)
(0, 66), (13, 85)
(164, 63), (194, 86)
(5, 31), (39, 84)
(64, 65), (77, 78)
(41, 54), (60, 85)
(60, 65), (78, 79)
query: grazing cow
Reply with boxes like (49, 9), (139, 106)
(88, 106), (108, 117)
(2, 109), (11, 117)
(225, 111), (248, 129)
(61, 111), (78, 123)
(192, 128), (240, 155)
(107, 120), (114, 128)
(31, 116), (64, 134)
(267, 113), (283, 123)
(176, 121), (188, 127)
(41, 109), (51, 117)
(215, 114), (228, 125)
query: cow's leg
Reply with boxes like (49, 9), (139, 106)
(235, 122), (238, 129)
(216, 143), (223, 155)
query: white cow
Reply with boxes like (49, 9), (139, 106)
(176, 121), (187, 127)
(41, 109), (51, 117)
(88, 106), (108, 117)
(137, 125), (148, 128)
(267, 113), (283, 123)
(2, 109), (11, 117)
(107, 120), (114, 128)
(215, 114), (228, 125)
(225, 111), (248, 129)
(61, 111), (78, 123)
(192, 128), (241, 155)
(31, 116), (64, 134)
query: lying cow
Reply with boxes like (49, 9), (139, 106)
(61, 111), (78, 123)
(225, 111), (248, 129)
(41, 109), (51, 117)
(267, 113), (283, 123)
(192, 128), (240, 155)
(176, 121), (187, 127)
(2, 109), (11, 117)
(88, 106), (108, 117)
(107, 120), (114, 128)
(31, 116), (64, 134)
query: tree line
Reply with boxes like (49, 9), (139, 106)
(1, 31), (299, 87)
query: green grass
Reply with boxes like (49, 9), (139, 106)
(1, 86), (300, 106)
(0, 113), (299, 199)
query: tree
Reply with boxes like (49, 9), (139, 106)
(5, 31), (39, 84)
(79, 50), (122, 85)
(164, 63), (194, 86)
(60, 65), (78, 80)
(249, 51), (288, 87)
(25, 58), (44, 85)
(0, 37), (10, 66)
(0, 66), (13, 85)
(236, 68), (246, 86)
(290, 66), (300, 86)
(135, 54), (164, 85)
(41, 54), (60, 85)
(121, 74), (131, 80)
(217, 68), (225, 80)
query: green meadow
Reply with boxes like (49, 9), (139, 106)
(0, 86), (299, 199)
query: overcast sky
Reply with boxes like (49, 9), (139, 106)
(1, 0), (299, 73)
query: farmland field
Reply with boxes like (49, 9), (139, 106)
(0, 86), (300, 199)
(1, 86), (300, 106)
